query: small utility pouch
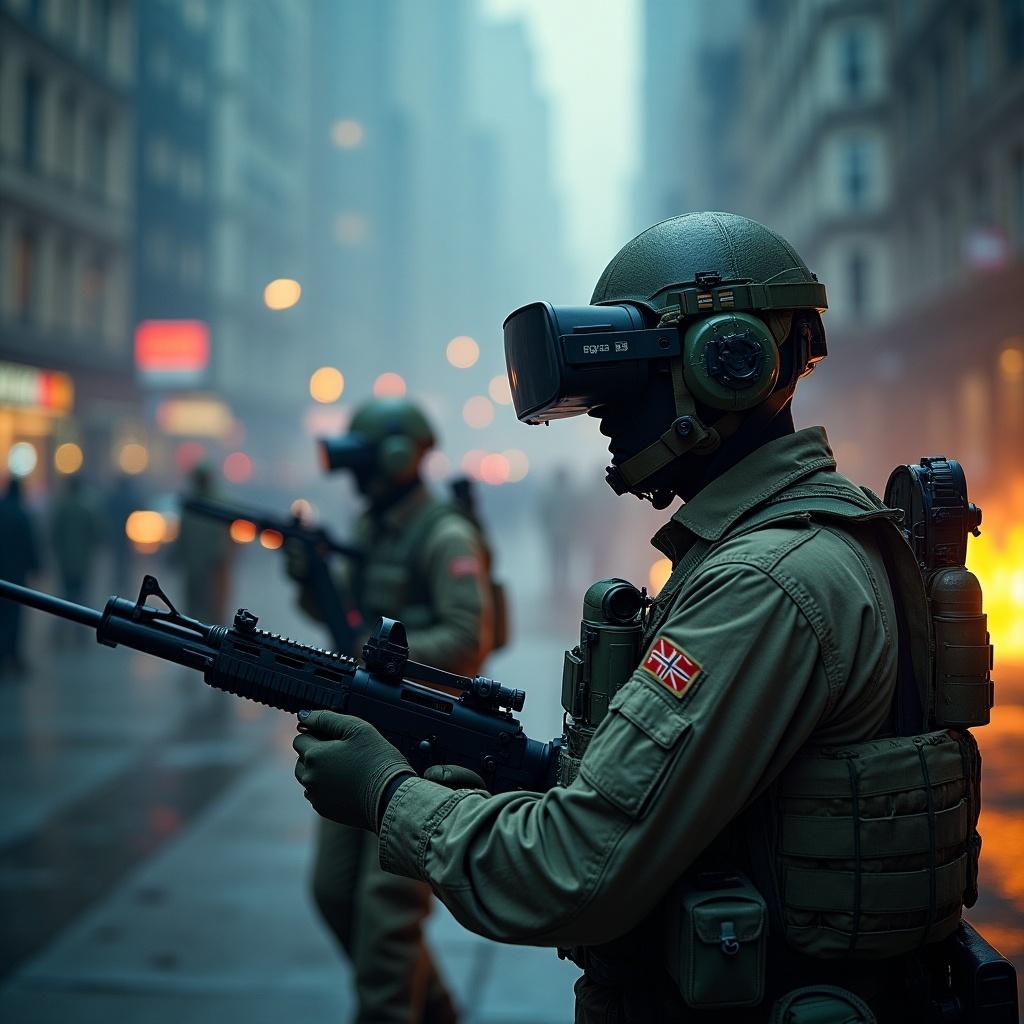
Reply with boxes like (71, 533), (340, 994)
(666, 870), (767, 1009)
(769, 985), (877, 1023)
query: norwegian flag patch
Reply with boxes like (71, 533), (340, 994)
(641, 637), (702, 697)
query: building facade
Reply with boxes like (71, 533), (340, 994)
(0, 0), (136, 490)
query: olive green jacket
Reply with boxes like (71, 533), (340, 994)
(352, 484), (492, 676)
(377, 428), (900, 947)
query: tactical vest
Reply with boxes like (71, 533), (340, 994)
(354, 495), (508, 649)
(560, 485), (989, 974)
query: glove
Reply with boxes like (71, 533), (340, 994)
(283, 539), (309, 582)
(424, 764), (487, 790)
(293, 711), (414, 831)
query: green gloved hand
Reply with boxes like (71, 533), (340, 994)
(423, 764), (487, 790)
(293, 710), (415, 831)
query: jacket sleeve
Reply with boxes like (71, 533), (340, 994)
(403, 515), (492, 676)
(378, 557), (832, 946)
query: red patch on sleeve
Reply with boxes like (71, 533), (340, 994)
(641, 637), (702, 697)
(449, 555), (481, 578)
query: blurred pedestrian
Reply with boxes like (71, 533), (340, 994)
(106, 472), (140, 593)
(0, 477), (42, 676)
(49, 476), (103, 644)
(174, 465), (233, 624)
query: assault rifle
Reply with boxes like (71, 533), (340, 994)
(182, 497), (362, 652)
(0, 574), (559, 794)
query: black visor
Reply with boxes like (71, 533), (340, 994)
(503, 301), (678, 423)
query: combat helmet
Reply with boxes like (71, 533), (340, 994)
(320, 397), (436, 484)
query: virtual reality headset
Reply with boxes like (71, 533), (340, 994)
(502, 278), (827, 424)
(318, 435), (377, 475)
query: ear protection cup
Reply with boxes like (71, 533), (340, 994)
(681, 312), (780, 411)
(377, 434), (418, 480)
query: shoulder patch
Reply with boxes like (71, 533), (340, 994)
(449, 554), (481, 577)
(641, 636), (702, 697)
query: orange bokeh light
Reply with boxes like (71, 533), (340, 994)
(489, 375), (513, 404)
(446, 336), (479, 369)
(649, 557), (672, 595)
(479, 452), (510, 485)
(223, 451), (253, 483)
(230, 519), (257, 544)
(463, 395), (494, 429)
(374, 372), (406, 397)
(260, 529), (284, 550)
(310, 366), (345, 403)
(263, 278), (302, 310)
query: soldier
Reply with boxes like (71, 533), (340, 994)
(289, 397), (494, 1024)
(293, 214), (988, 1022)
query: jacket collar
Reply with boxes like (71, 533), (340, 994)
(366, 481), (432, 536)
(652, 426), (840, 558)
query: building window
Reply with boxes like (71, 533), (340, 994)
(931, 46), (948, 131)
(965, 9), (988, 94)
(147, 134), (174, 184)
(88, 115), (110, 199)
(56, 91), (78, 179)
(22, 71), (42, 170)
(82, 256), (107, 334)
(969, 168), (992, 226)
(14, 231), (37, 321)
(842, 139), (871, 209)
(848, 248), (868, 317)
(1013, 148), (1024, 251)
(1004, 0), (1024, 65)
(54, 243), (74, 327)
(94, 0), (113, 64)
(840, 29), (868, 99)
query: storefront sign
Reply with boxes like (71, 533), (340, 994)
(0, 362), (74, 413)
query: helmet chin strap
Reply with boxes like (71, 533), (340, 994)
(604, 354), (743, 499)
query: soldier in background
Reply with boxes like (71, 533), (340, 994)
(0, 477), (41, 676)
(289, 397), (494, 1024)
(175, 464), (233, 626)
(49, 475), (103, 645)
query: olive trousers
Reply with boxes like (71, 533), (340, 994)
(312, 819), (457, 1024)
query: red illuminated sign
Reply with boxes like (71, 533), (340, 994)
(135, 320), (210, 375)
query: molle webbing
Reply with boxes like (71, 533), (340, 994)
(774, 730), (981, 959)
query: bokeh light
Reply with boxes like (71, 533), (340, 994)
(649, 557), (673, 596)
(290, 498), (315, 522)
(374, 372), (406, 397)
(117, 442), (149, 475)
(223, 451), (253, 483)
(479, 452), (510, 485)
(463, 395), (494, 429)
(423, 450), (451, 481)
(7, 441), (38, 478)
(230, 519), (257, 544)
(461, 449), (486, 477)
(309, 366), (345, 403)
(999, 343), (1024, 381)
(125, 510), (166, 548)
(54, 442), (84, 475)
(259, 528), (284, 550)
(446, 336), (479, 368)
(263, 278), (302, 310)
(330, 118), (364, 149)
(502, 448), (529, 482)
(174, 440), (206, 473)
(489, 375), (513, 404)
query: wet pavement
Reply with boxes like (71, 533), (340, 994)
(0, 552), (1020, 1022)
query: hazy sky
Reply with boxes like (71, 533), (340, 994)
(483, 0), (640, 293)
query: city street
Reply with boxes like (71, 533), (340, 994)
(0, 550), (1021, 1022)
(0, 552), (578, 1023)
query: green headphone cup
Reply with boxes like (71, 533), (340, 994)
(681, 312), (780, 411)
(378, 434), (418, 479)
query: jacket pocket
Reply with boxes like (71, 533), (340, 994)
(579, 679), (691, 818)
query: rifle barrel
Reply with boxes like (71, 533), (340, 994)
(0, 579), (102, 629)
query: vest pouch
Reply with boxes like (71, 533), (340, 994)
(666, 871), (766, 1009)
(769, 985), (877, 1024)
(776, 729), (980, 959)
